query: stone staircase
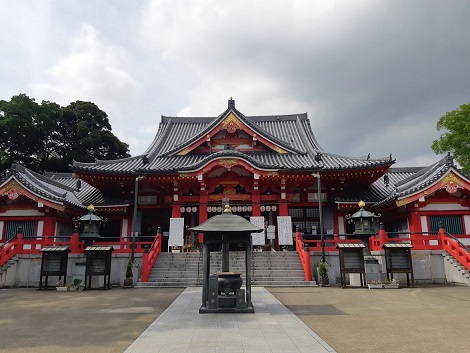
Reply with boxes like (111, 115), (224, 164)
(443, 253), (470, 286)
(137, 251), (317, 288)
(0, 257), (18, 287)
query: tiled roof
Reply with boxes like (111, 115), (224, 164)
(0, 165), (131, 209)
(72, 101), (394, 174)
(3, 164), (85, 210)
(371, 154), (461, 208)
(333, 160), (450, 206)
(44, 171), (132, 207)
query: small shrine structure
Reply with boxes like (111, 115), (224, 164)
(191, 204), (263, 313)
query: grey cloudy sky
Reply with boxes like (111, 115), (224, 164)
(1, 0), (470, 168)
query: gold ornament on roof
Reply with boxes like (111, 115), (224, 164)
(221, 113), (242, 130)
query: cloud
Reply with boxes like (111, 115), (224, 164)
(2, 0), (470, 163)
(30, 23), (138, 119)
(138, 0), (469, 165)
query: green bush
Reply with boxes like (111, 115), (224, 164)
(318, 261), (328, 278)
(126, 256), (133, 279)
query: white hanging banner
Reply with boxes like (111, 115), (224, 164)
(277, 216), (293, 245)
(168, 218), (184, 247)
(250, 216), (265, 245)
(266, 225), (276, 240)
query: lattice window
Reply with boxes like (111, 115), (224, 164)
(5, 220), (37, 240)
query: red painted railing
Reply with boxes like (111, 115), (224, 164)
(141, 231), (163, 282)
(302, 235), (362, 252)
(369, 227), (445, 252)
(0, 233), (22, 267)
(0, 230), (155, 268)
(441, 228), (470, 272)
(295, 231), (312, 281)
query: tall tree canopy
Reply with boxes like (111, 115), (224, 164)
(432, 102), (470, 173)
(0, 94), (130, 177)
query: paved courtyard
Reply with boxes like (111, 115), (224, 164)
(0, 284), (469, 353)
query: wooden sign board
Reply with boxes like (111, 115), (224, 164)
(250, 216), (265, 245)
(277, 216), (293, 245)
(168, 218), (184, 246)
(342, 250), (364, 270)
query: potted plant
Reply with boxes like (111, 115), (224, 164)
(318, 261), (329, 287)
(123, 256), (134, 287)
(262, 243), (273, 251)
(367, 280), (383, 289)
(382, 278), (399, 289)
(55, 279), (68, 291)
(68, 278), (84, 291)
(183, 244), (197, 252)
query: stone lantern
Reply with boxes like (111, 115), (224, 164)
(73, 204), (107, 247)
(345, 200), (382, 281)
(345, 200), (381, 237)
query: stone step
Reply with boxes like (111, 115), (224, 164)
(137, 281), (317, 288)
(139, 251), (312, 288)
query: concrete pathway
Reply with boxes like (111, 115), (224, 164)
(125, 287), (336, 353)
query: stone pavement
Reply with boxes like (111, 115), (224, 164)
(1, 284), (470, 353)
(125, 287), (336, 353)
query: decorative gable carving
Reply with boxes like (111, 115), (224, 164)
(176, 111), (288, 155)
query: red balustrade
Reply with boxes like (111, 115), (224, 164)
(3, 226), (470, 280)
(441, 228), (470, 272)
(303, 235), (362, 252)
(295, 231), (312, 281)
(141, 231), (163, 282)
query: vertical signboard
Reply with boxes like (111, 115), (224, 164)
(266, 225), (276, 240)
(250, 216), (265, 245)
(168, 218), (184, 247)
(277, 216), (293, 245)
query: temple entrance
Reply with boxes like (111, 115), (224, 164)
(141, 208), (172, 251)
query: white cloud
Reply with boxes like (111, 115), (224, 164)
(1, 0), (470, 163)
(30, 23), (138, 119)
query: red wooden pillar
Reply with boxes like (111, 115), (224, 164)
(199, 192), (208, 224)
(409, 212), (422, 233)
(16, 229), (24, 254)
(42, 218), (55, 237)
(279, 202), (288, 216)
(69, 228), (80, 253)
(172, 204), (181, 218)
(252, 192), (261, 216)
(197, 193), (207, 244)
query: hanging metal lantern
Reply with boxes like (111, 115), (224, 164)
(345, 200), (381, 236)
(73, 204), (108, 247)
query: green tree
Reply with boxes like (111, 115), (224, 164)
(0, 94), (45, 173)
(432, 102), (470, 173)
(57, 101), (130, 166)
(0, 95), (130, 177)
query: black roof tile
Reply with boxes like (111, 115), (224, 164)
(71, 101), (394, 174)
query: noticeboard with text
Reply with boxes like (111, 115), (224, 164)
(168, 218), (184, 246)
(277, 216), (293, 245)
(250, 216), (265, 245)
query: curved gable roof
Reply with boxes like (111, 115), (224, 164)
(372, 154), (469, 208)
(71, 99), (394, 175)
(0, 164), (85, 210)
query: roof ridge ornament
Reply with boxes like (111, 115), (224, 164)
(228, 97), (235, 109)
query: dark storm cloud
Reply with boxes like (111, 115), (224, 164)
(1, 1), (469, 167)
